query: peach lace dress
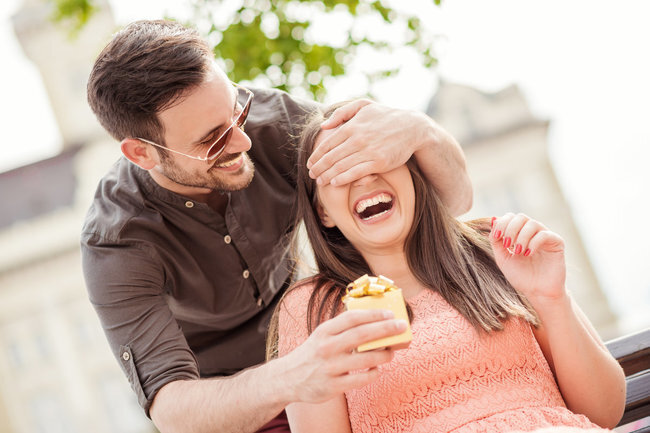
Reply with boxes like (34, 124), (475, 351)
(277, 284), (608, 433)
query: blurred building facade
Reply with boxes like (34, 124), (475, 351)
(0, 0), (620, 431)
(427, 81), (619, 338)
(0, 0), (155, 432)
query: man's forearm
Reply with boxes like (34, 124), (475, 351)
(413, 113), (473, 216)
(150, 309), (407, 433)
(151, 360), (290, 433)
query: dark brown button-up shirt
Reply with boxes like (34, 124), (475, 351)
(80, 88), (317, 415)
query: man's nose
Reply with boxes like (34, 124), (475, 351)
(224, 126), (252, 154)
(352, 174), (378, 186)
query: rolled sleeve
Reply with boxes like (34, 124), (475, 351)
(81, 235), (199, 416)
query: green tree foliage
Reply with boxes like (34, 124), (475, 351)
(50, 0), (97, 36)
(52, 0), (441, 100)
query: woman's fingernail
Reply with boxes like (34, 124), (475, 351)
(524, 248), (531, 257)
(494, 230), (502, 239)
(503, 237), (511, 249)
(514, 244), (522, 255)
(491, 217), (496, 228)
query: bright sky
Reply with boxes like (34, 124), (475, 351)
(2, 0), (648, 333)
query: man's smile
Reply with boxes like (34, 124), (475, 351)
(212, 153), (244, 170)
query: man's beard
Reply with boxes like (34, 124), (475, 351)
(158, 151), (255, 192)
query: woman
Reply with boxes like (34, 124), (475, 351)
(268, 104), (625, 433)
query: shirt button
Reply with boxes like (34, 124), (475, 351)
(224, 235), (232, 244)
(185, 201), (194, 208)
(242, 269), (250, 279)
(122, 352), (130, 361)
(256, 297), (263, 307)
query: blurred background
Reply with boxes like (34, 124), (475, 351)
(0, 0), (648, 432)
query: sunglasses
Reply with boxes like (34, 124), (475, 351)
(136, 83), (254, 162)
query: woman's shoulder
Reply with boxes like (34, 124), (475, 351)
(276, 278), (320, 356)
(277, 278), (320, 333)
(281, 278), (317, 313)
(278, 277), (345, 334)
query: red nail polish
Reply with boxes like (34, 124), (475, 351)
(491, 217), (496, 228)
(524, 248), (531, 257)
(494, 230), (502, 239)
(503, 237), (511, 249)
(515, 244), (522, 255)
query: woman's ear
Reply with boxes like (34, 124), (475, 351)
(316, 202), (336, 228)
(121, 138), (158, 170)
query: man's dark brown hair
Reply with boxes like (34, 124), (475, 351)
(87, 20), (213, 145)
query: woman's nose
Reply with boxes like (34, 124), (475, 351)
(352, 174), (378, 186)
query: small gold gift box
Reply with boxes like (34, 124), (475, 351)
(342, 274), (412, 352)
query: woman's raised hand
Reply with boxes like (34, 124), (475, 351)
(490, 213), (568, 305)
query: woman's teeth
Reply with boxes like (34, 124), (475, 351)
(361, 209), (390, 220)
(355, 193), (392, 214)
(216, 154), (242, 168)
(355, 193), (393, 220)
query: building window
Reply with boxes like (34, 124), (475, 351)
(34, 332), (52, 360)
(6, 340), (25, 370)
(29, 393), (77, 433)
(98, 375), (153, 433)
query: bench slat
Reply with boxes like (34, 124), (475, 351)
(626, 426), (650, 433)
(619, 370), (650, 426)
(606, 328), (650, 429)
(606, 328), (650, 376)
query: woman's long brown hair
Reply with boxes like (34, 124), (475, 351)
(266, 104), (539, 360)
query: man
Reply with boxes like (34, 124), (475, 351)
(81, 19), (472, 433)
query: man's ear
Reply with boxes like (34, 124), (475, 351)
(316, 202), (336, 228)
(121, 138), (158, 170)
